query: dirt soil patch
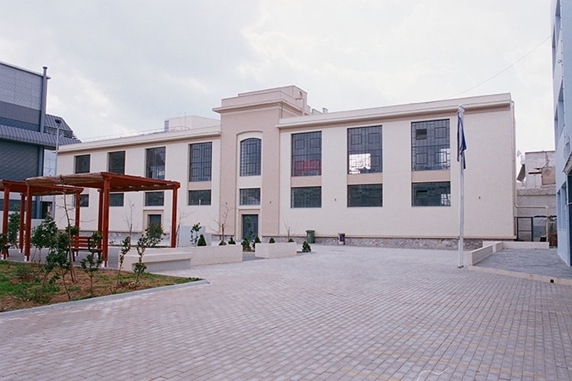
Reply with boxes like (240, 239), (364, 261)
(0, 260), (199, 313)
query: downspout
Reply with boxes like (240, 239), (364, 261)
(37, 67), (49, 219)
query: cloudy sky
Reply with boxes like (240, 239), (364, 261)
(1, 0), (554, 154)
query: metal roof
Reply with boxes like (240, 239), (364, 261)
(0, 123), (81, 148)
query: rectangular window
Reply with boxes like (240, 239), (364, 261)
(74, 155), (90, 174)
(108, 151), (125, 174)
(412, 182), (451, 207)
(348, 184), (383, 207)
(292, 132), (322, 176)
(348, 126), (382, 174)
(148, 214), (162, 227)
(146, 147), (166, 179)
(240, 188), (261, 205)
(145, 191), (164, 206)
(411, 119), (450, 171)
(240, 138), (262, 176)
(110, 193), (124, 207)
(74, 194), (89, 207)
(189, 190), (211, 206)
(291, 187), (321, 208)
(189, 142), (212, 182)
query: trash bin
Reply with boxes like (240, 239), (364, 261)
(306, 230), (315, 244)
(337, 233), (345, 245)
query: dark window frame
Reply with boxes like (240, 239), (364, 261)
(189, 142), (212, 182)
(291, 187), (322, 208)
(146, 147), (166, 179)
(108, 151), (126, 174)
(145, 191), (164, 207)
(109, 193), (124, 207)
(239, 188), (261, 206)
(74, 155), (90, 174)
(348, 184), (383, 207)
(292, 132), (322, 177)
(188, 190), (212, 206)
(240, 138), (262, 176)
(411, 119), (450, 171)
(348, 126), (383, 174)
(412, 182), (451, 207)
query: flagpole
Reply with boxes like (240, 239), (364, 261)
(457, 105), (466, 268)
(459, 155), (464, 268)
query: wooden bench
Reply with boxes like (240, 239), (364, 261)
(71, 236), (102, 259)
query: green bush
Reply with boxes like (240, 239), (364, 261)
(302, 241), (311, 253)
(228, 237), (236, 245)
(241, 238), (252, 252)
(197, 234), (207, 246)
(269, 237), (275, 244)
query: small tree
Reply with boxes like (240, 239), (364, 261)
(114, 236), (131, 291)
(145, 222), (165, 247)
(45, 232), (73, 300)
(31, 215), (58, 262)
(80, 232), (103, 297)
(7, 205), (20, 248)
(197, 234), (207, 246)
(132, 223), (163, 286)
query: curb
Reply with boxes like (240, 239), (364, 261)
(468, 266), (572, 286)
(0, 279), (210, 318)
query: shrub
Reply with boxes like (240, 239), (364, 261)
(241, 238), (252, 252)
(197, 234), (207, 246)
(228, 237), (236, 245)
(7, 207), (20, 247)
(288, 238), (294, 243)
(302, 241), (311, 253)
(253, 236), (261, 249)
(269, 237), (275, 244)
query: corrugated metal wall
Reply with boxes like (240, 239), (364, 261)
(0, 139), (39, 180)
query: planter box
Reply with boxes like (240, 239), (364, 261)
(191, 244), (242, 266)
(255, 242), (297, 259)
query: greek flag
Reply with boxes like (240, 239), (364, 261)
(457, 106), (467, 169)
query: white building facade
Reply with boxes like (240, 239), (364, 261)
(56, 86), (516, 248)
(553, 0), (572, 265)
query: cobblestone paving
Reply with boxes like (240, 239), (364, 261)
(2, 246), (572, 380)
(475, 248), (572, 280)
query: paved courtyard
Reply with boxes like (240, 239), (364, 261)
(1, 245), (572, 380)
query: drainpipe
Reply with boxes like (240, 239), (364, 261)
(36, 67), (49, 219)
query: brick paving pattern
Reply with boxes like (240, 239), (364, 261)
(1, 246), (572, 380)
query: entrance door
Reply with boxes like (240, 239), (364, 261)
(242, 214), (258, 241)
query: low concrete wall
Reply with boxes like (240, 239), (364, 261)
(255, 242), (298, 259)
(191, 244), (242, 266)
(467, 240), (550, 266)
(466, 241), (502, 266)
(122, 244), (242, 272)
(501, 241), (549, 250)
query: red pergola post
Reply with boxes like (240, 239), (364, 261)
(19, 193), (25, 252)
(25, 185), (33, 261)
(171, 185), (179, 248)
(2, 186), (9, 259)
(101, 179), (110, 266)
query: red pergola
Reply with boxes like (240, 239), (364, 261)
(1, 179), (83, 259)
(14, 172), (180, 265)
